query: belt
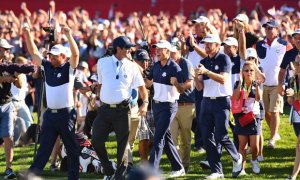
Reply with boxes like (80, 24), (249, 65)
(12, 99), (21, 102)
(263, 85), (277, 87)
(102, 103), (129, 109)
(48, 107), (74, 113)
(204, 96), (229, 100)
(178, 102), (194, 106)
(0, 99), (11, 105)
(153, 100), (176, 104)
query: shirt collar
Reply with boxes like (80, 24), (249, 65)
(112, 55), (125, 64)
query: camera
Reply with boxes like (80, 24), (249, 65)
(42, 16), (56, 44)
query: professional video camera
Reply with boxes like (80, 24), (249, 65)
(101, 45), (114, 58)
(42, 10), (56, 45)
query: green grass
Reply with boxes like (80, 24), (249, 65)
(0, 108), (297, 179)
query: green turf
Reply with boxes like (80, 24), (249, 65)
(0, 108), (297, 179)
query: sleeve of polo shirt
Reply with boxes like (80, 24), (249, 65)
(97, 59), (102, 84)
(175, 65), (184, 84)
(180, 61), (189, 82)
(220, 55), (231, 73)
(132, 63), (145, 88)
(280, 53), (290, 69)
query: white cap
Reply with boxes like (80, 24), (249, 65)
(246, 48), (258, 59)
(201, 34), (221, 44)
(0, 38), (13, 49)
(151, 40), (172, 50)
(192, 16), (210, 24)
(97, 24), (104, 31)
(79, 61), (89, 69)
(233, 14), (249, 24)
(103, 19), (110, 27)
(222, 37), (238, 46)
(292, 29), (300, 36)
(170, 37), (181, 52)
(48, 44), (66, 56)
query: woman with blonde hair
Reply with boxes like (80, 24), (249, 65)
(232, 61), (262, 175)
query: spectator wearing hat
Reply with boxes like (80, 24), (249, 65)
(132, 49), (154, 163)
(169, 38), (195, 173)
(182, 16), (213, 154)
(233, 14), (260, 50)
(257, 19), (292, 149)
(221, 37), (242, 150)
(0, 38), (19, 179)
(195, 34), (242, 179)
(146, 40), (186, 178)
(92, 36), (148, 180)
(245, 48), (266, 163)
(23, 26), (80, 180)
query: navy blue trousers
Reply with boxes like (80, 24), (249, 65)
(30, 108), (79, 180)
(149, 102), (183, 171)
(199, 98), (239, 174)
(192, 89), (204, 149)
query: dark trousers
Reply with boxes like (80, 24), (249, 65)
(192, 89), (204, 149)
(149, 102), (183, 171)
(92, 106), (130, 180)
(30, 108), (79, 180)
(199, 98), (239, 174)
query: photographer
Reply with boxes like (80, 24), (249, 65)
(23, 24), (80, 180)
(0, 38), (20, 179)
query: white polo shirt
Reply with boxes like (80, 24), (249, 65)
(257, 37), (287, 86)
(186, 35), (205, 68)
(97, 55), (145, 104)
(11, 74), (28, 101)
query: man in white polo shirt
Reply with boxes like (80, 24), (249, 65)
(257, 20), (292, 148)
(92, 36), (148, 180)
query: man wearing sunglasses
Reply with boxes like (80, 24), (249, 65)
(256, 20), (292, 149)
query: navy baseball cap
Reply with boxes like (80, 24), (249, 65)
(134, 49), (150, 62)
(112, 36), (136, 49)
(262, 19), (280, 28)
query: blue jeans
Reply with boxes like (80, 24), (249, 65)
(0, 102), (14, 138)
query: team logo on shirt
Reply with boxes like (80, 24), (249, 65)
(215, 65), (219, 70)
(57, 73), (61, 78)
(162, 72), (167, 77)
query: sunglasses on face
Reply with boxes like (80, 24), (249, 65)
(243, 69), (254, 72)
(247, 57), (256, 60)
(265, 26), (274, 31)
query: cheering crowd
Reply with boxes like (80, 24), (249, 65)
(1, 1), (300, 180)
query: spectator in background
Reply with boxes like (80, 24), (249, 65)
(169, 38), (195, 173)
(257, 20), (291, 149)
(10, 56), (33, 129)
(232, 61), (262, 175)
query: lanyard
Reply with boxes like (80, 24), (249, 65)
(242, 80), (253, 110)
